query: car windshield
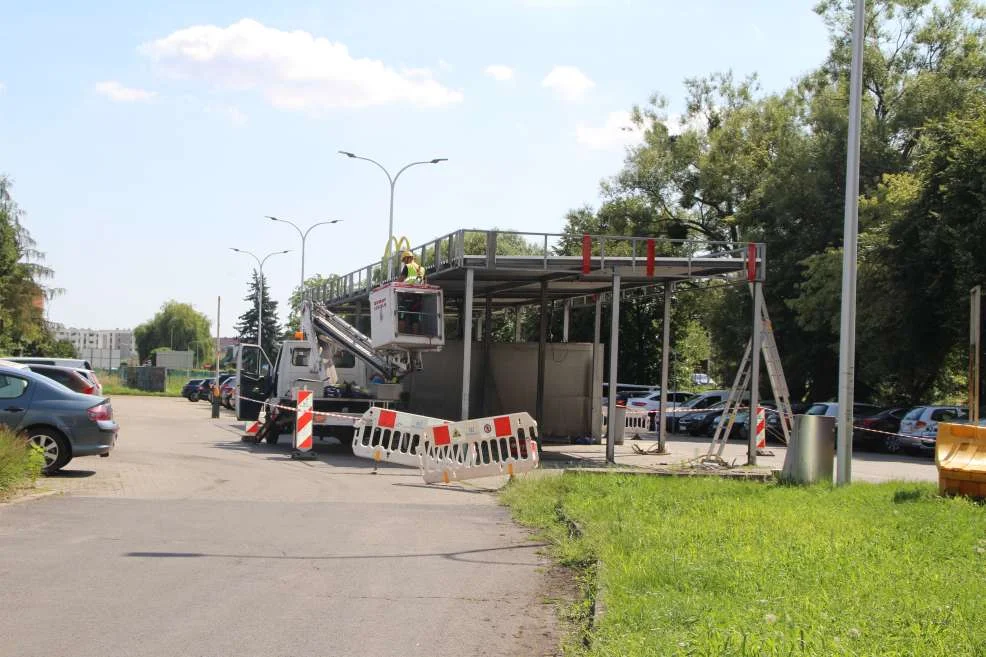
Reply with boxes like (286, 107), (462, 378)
(806, 404), (830, 415)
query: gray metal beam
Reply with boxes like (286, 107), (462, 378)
(461, 268), (475, 420)
(749, 280), (762, 465)
(606, 274), (621, 464)
(658, 281), (672, 453)
(535, 280), (548, 444)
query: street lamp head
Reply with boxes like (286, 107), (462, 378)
(229, 247), (242, 253)
(265, 215), (280, 221)
(338, 150), (357, 158)
(279, 249), (292, 254)
(430, 158), (448, 164)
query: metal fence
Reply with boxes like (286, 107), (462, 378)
(307, 229), (751, 307)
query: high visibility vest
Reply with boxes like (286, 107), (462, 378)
(405, 261), (424, 284)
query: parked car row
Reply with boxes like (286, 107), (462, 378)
(0, 360), (118, 474)
(665, 396), (967, 456)
(182, 373), (237, 409)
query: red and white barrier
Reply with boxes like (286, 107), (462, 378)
(755, 406), (766, 449)
(291, 388), (315, 459)
(352, 407), (450, 467)
(420, 412), (540, 484)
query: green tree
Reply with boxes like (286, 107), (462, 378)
(133, 301), (213, 364)
(235, 270), (282, 358)
(285, 274), (337, 332)
(0, 175), (64, 356)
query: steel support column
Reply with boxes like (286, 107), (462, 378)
(749, 280), (763, 465)
(535, 280), (548, 441)
(606, 274), (621, 464)
(592, 295), (602, 441)
(658, 281), (672, 452)
(460, 268), (475, 420)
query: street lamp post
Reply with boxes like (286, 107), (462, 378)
(338, 151), (447, 277)
(266, 216), (342, 291)
(229, 248), (291, 352)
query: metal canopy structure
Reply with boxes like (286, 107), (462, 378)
(308, 229), (765, 464)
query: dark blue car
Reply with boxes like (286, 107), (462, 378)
(0, 364), (118, 473)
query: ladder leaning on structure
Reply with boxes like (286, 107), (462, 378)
(706, 292), (795, 460)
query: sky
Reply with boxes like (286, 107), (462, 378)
(0, 0), (832, 334)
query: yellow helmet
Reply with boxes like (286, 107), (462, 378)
(401, 250), (413, 259)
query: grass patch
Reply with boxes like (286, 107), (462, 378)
(0, 427), (44, 499)
(98, 372), (183, 397)
(502, 474), (986, 656)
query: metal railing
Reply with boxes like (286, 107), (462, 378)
(307, 229), (756, 306)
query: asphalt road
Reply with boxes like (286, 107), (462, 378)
(0, 397), (560, 657)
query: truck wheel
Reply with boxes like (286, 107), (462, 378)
(337, 435), (355, 455)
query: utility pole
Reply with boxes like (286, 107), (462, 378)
(836, 0), (866, 485)
(212, 296), (221, 419)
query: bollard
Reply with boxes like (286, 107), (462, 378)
(780, 415), (835, 484)
(211, 384), (220, 419)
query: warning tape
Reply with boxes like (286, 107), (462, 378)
(238, 394), (382, 424)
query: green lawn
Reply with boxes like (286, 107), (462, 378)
(502, 474), (986, 656)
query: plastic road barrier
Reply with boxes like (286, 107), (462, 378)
(420, 412), (540, 484)
(291, 388), (316, 460)
(937, 422), (986, 498)
(353, 407), (451, 467)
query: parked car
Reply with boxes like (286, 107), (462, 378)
(182, 379), (205, 401)
(25, 364), (98, 395)
(0, 365), (118, 473)
(1, 357), (102, 395)
(626, 391), (695, 412)
(805, 402), (884, 418)
(209, 373), (236, 404)
(665, 390), (742, 433)
(898, 406), (967, 454)
(853, 407), (908, 452)
(220, 376), (237, 409)
(677, 401), (728, 436)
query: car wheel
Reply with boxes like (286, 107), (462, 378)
(28, 428), (71, 474)
(189, 392), (199, 402)
(883, 434), (902, 454)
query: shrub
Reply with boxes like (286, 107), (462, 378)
(0, 427), (44, 496)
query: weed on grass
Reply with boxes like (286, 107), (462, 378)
(501, 474), (986, 656)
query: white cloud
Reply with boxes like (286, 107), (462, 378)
(140, 19), (463, 111)
(484, 65), (514, 81)
(95, 80), (157, 102)
(663, 112), (707, 136)
(206, 104), (248, 127)
(542, 65), (594, 102)
(576, 111), (643, 150)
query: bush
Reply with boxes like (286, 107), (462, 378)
(0, 427), (44, 497)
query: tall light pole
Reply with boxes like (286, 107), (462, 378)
(229, 248), (290, 352)
(836, 0), (866, 485)
(266, 216), (342, 291)
(337, 150), (447, 277)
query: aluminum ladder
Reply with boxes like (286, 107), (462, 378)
(707, 298), (794, 458)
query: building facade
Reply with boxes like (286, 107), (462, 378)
(51, 325), (136, 369)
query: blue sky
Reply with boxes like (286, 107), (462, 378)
(0, 0), (831, 333)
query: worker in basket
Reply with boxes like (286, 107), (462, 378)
(398, 250), (425, 284)
(397, 250), (425, 334)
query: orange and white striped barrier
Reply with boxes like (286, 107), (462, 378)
(291, 388), (316, 460)
(244, 421), (260, 436)
(352, 407), (450, 467)
(420, 412), (540, 484)
(755, 406), (775, 456)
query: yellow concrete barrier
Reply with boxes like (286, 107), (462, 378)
(936, 422), (986, 498)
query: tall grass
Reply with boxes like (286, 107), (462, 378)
(503, 474), (986, 656)
(0, 427), (44, 497)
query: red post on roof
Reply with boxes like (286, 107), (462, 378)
(747, 243), (757, 281)
(582, 234), (592, 274)
(646, 239), (656, 277)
